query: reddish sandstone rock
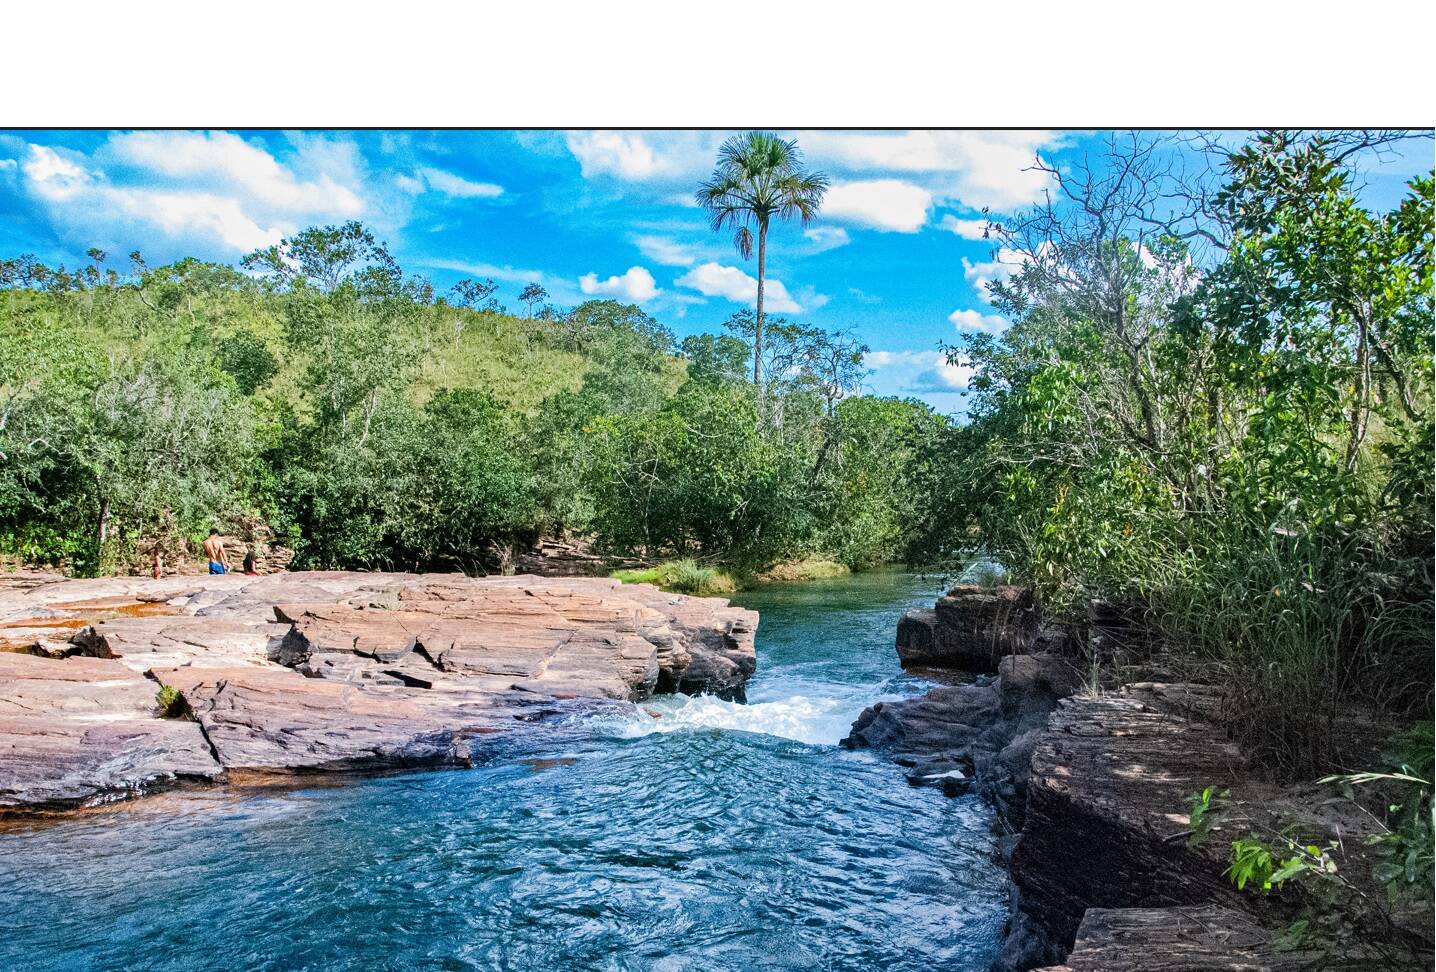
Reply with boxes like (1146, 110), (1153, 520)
(0, 653), (221, 815)
(0, 570), (758, 815)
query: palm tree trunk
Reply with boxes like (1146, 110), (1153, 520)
(755, 222), (767, 401)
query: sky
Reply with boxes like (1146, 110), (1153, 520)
(0, 129), (1429, 415)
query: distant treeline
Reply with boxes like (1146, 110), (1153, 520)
(0, 221), (946, 577)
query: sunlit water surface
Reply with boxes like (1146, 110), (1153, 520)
(0, 571), (1007, 971)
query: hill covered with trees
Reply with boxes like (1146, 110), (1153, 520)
(0, 221), (944, 577)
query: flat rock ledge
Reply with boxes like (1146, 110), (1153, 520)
(847, 583), (1430, 972)
(0, 571), (756, 817)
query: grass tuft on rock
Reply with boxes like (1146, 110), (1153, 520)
(156, 684), (190, 718)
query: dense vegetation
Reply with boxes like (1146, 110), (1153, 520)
(910, 131), (1432, 782)
(0, 223), (943, 579)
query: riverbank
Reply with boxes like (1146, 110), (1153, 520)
(842, 584), (1434, 971)
(0, 570), (755, 818)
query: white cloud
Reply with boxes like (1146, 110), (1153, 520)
(14, 133), (395, 257)
(674, 261), (805, 313)
(21, 144), (285, 252)
(578, 265), (660, 302)
(634, 235), (700, 266)
(802, 225), (850, 252)
(822, 179), (932, 232)
(865, 349), (976, 392)
(949, 308), (1009, 335)
(962, 246), (1028, 296)
(565, 131), (720, 181)
(416, 166), (503, 198)
(939, 214), (989, 240)
(105, 130), (364, 216)
(802, 130), (1062, 211)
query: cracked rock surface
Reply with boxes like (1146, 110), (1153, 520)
(0, 570), (756, 816)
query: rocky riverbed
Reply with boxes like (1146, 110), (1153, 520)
(0, 570), (755, 817)
(843, 585), (1433, 972)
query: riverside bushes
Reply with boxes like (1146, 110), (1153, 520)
(910, 131), (1433, 779)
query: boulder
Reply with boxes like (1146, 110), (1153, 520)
(1035, 905), (1351, 971)
(1009, 689), (1256, 951)
(843, 652), (1081, 823)
(896, 585), (1039, 673)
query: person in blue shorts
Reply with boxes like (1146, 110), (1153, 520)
(203, 529), (230, 575)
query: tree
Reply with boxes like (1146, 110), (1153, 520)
(696, 132), (828, 397)
(518, 283), (548, 318)
(216, 330), (278, 395)
(242, 221), (399, 293)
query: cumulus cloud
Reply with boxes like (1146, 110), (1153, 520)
(578, 265), (660, 302)
(822, 179), (932, 232)
(11, 132), (393, 257)
(865, 349), (976, 393)
(948, 308), (1009, 335)
(565, 131), (720, 181)
(801, 130), (1062, 211)
(104, 130), (364, 215)
(634, 235), (700, 266)
(674, 261), (805, 313)
(939, 214), (989, 240)
(21, 144), (285, 252)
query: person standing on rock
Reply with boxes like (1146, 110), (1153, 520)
(203, 529), (230, 575)
(242, 550), (259, 576)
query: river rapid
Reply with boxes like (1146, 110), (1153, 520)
(0, 571), (1008, 971)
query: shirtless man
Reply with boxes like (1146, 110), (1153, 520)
(203, 529), (230, 575)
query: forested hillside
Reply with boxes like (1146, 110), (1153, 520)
(0, 222), (944, 577)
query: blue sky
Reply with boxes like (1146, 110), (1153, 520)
(1, 130), (1429, 415)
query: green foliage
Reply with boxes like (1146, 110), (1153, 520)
(1321, 722), (1434, 906)
(613, 559), (738, 597)
(216, 329), (278, 395)
(155, 684), (188, 718)
(915, 132), (1433, 776)
(1, 220), (934, 579)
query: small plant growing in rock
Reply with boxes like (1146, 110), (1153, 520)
(156, 685), (189, 718)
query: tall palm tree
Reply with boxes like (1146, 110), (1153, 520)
(696, 133), (828, 395)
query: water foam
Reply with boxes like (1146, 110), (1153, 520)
(602, 688), (892, 747)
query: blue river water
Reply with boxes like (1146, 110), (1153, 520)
(0, 571), (1007, 971)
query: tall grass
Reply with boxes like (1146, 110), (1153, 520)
(1146, 526), (1432, 779)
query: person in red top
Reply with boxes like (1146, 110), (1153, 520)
(242, 550), (259, 576)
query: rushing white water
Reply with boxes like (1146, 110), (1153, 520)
(607, 688), (900, 747)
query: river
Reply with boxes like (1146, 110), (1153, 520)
(0, 571), (1008, 971)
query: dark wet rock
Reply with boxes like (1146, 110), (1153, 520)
(896, 585), (1040, 673)
(1028, 901), (1315, 970)
(1008, 689), (1258, 955)
(843, 652), (1080, 821)
(0, 653), (222, 815)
